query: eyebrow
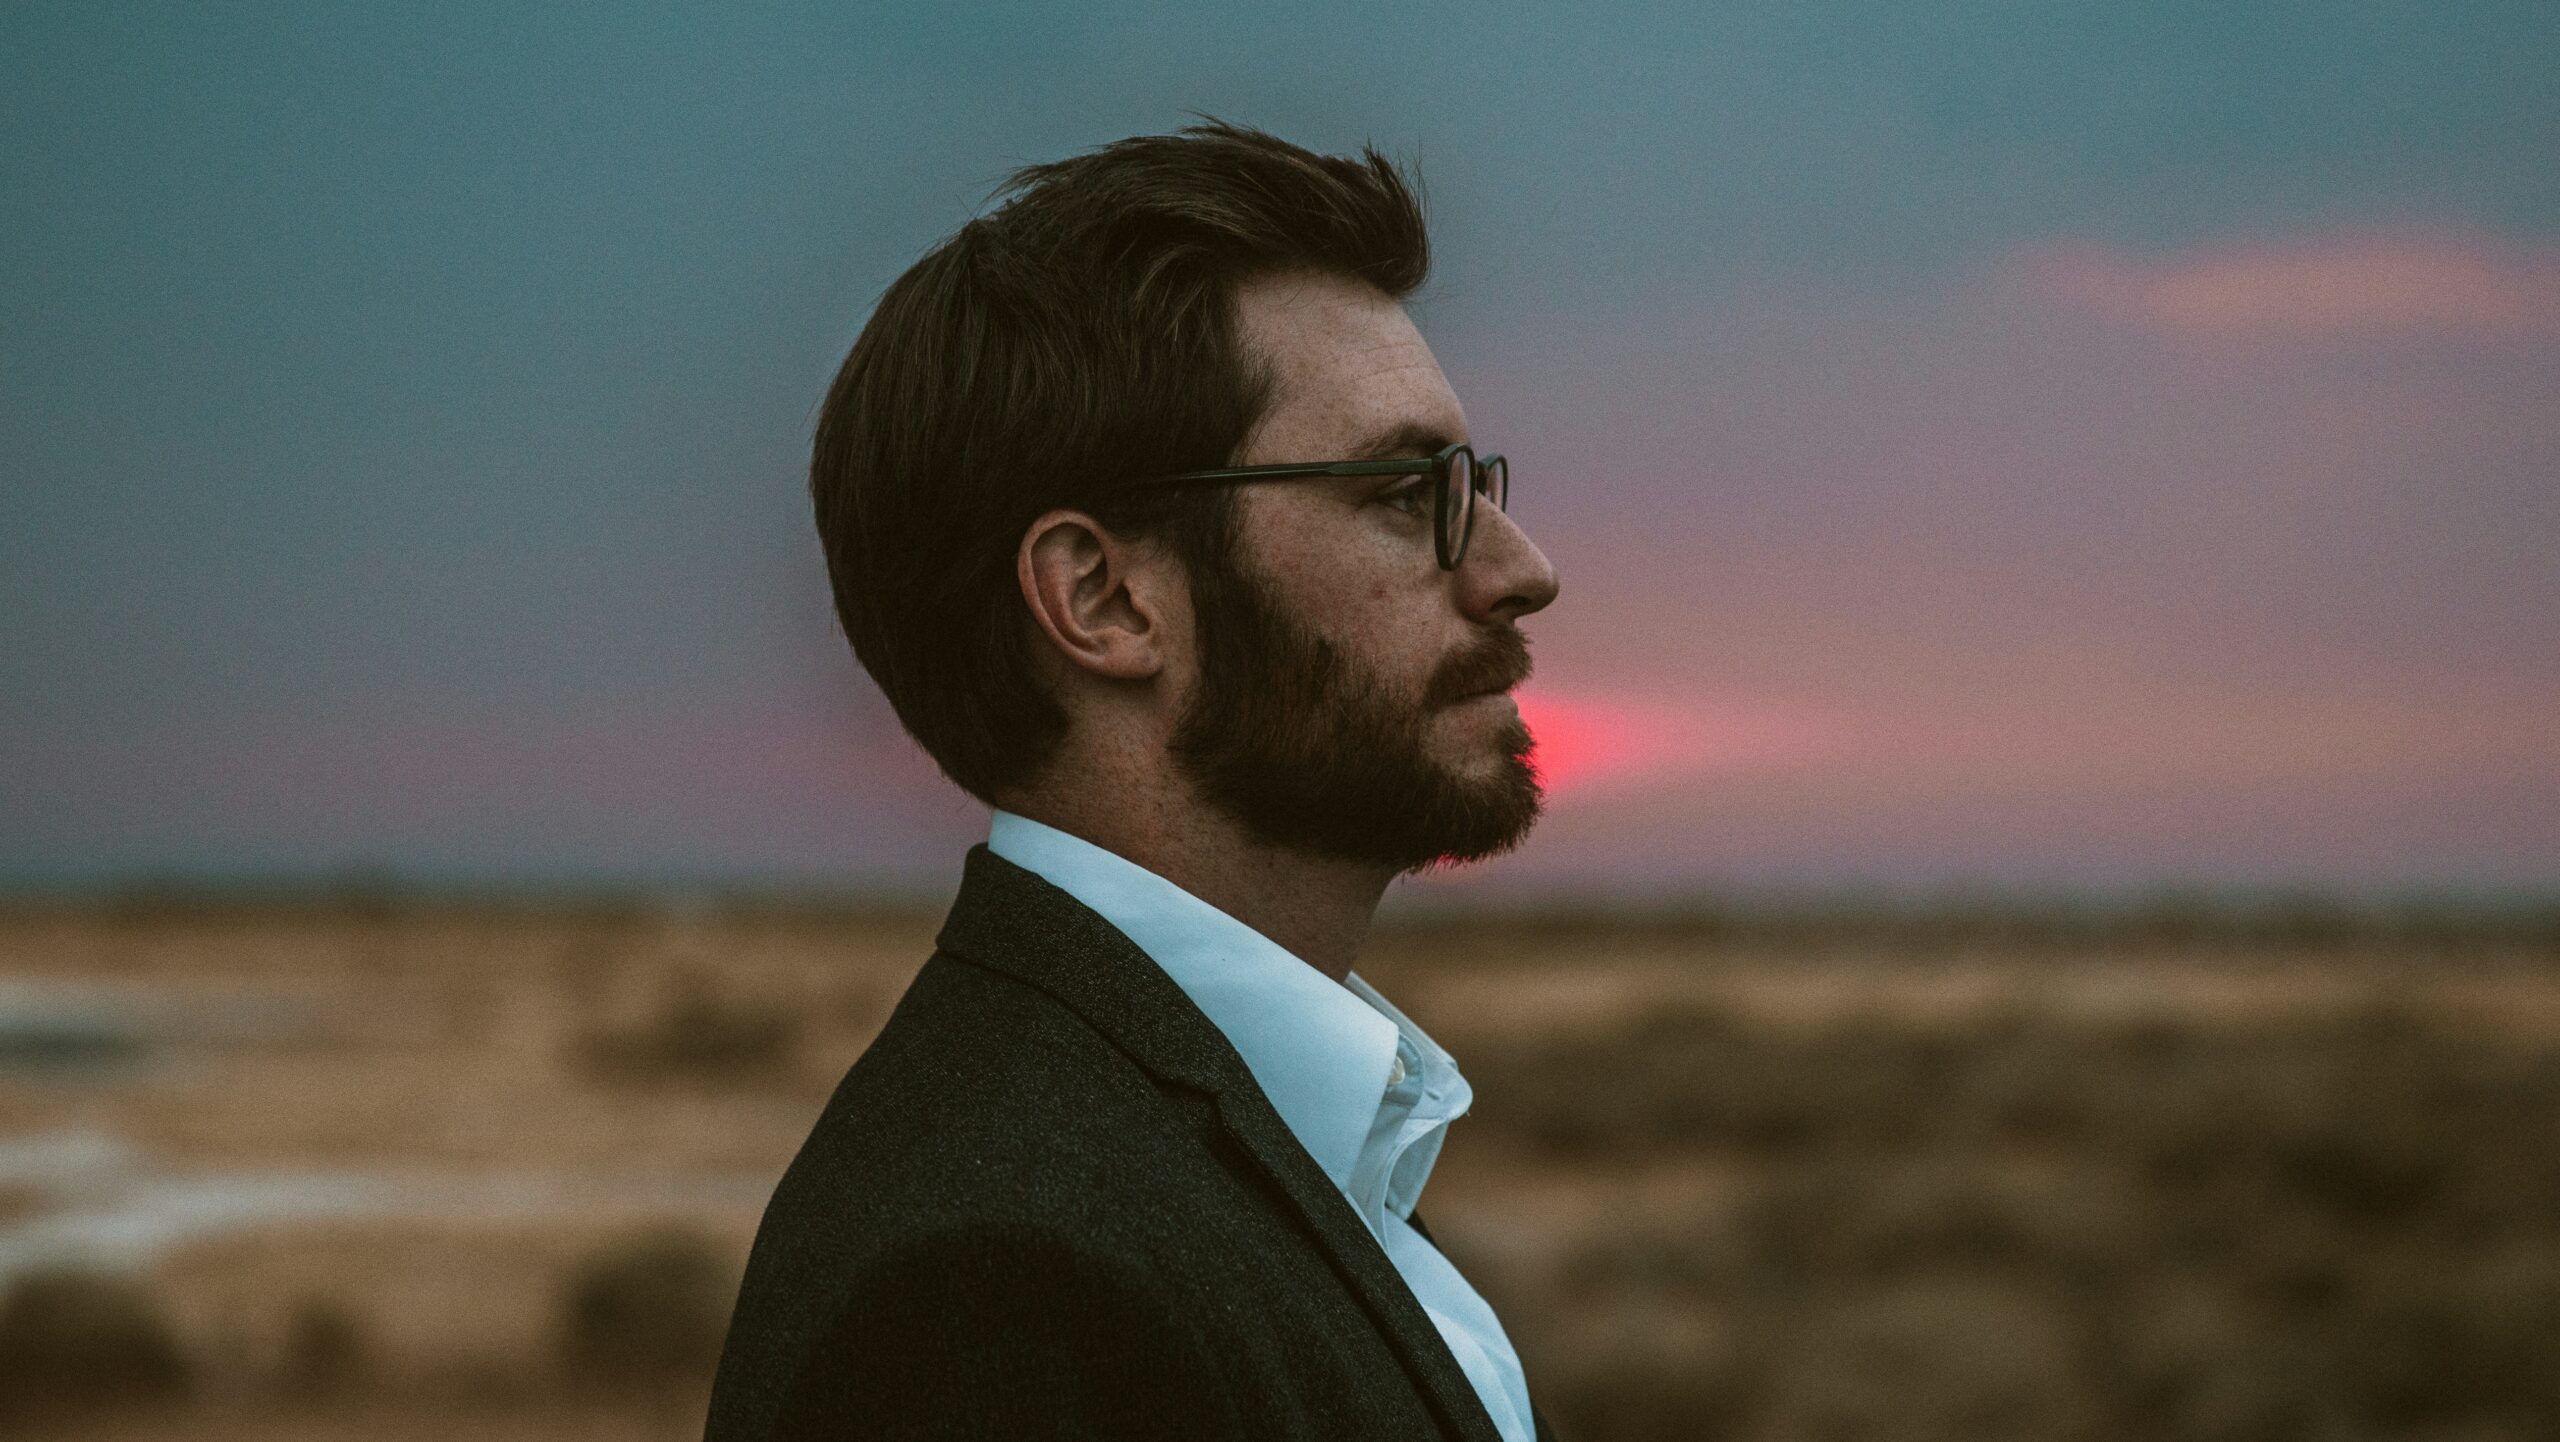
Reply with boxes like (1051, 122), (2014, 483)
(1343, 421), (1460, 462)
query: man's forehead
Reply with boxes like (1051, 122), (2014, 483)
(1235, 270), (1467, 460)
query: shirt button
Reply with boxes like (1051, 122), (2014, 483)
(1387, 1055), (1407, 1087)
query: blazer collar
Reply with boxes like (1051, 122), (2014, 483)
(934, 844), (1507, 1442)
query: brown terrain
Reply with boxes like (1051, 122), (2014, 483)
(2, 893), (2555, 1441)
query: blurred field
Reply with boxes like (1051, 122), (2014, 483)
(3, 890), (2556, 1441)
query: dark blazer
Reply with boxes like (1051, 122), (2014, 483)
(705, 845), (1555, 1440)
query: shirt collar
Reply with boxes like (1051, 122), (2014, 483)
(986, 810), (1403, 1192)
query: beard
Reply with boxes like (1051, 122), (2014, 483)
(1168, 551), (1543, 874)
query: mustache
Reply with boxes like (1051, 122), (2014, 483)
(1426, 627), (1533, 707)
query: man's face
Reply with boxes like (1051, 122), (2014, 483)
(1168, 270), (1562, 873)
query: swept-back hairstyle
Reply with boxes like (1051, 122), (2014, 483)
(811, 122), (1430, 803)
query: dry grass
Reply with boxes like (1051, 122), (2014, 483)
(3, 895), (2556, 1440)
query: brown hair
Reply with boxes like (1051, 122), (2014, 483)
(810, 121), (1430, 803)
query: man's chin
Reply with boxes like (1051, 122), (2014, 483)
(1398, 820), (1539, 875)
(1207, 760), (1541, 874)
(1397, 772), (1544, 874)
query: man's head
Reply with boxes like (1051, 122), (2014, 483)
(813, 124), (1559, 873)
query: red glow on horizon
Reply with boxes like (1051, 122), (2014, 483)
(1515, 689), (1844, 797)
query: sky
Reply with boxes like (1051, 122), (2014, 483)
(4, 1), (2555, 898)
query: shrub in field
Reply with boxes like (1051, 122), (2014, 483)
(0, 1268), (189, 1418)
(576, 967), (801, 1084)
(1535, 1297), (1739, 1442)
(557, 1226), (737, 1386)
(1478, 1002), (1969, 1157)
(1741, 1158), (2146, 1289)
(280, 1296), (367, 1397)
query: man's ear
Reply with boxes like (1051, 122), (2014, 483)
(1016, 510), (1172, 682)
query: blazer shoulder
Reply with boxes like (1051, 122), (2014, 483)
(760, 948), (1209, 1254)
(836, 948), (1175, 1139)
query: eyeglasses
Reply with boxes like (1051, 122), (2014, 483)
(1135, 442), (1509, 571)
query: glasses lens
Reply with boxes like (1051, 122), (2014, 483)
(1481, 454), (1508, 513)
(1438, 446), (1475, 569)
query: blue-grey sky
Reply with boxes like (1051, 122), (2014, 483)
(6, 2), (2556, 894)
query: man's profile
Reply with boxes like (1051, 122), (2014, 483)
(706, 122), (1561, 1441)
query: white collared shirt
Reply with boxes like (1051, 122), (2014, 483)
(988, 811), (1536, 1442)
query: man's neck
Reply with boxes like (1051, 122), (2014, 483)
(997, 790), (1393, 984)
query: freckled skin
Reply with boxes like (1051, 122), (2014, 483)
(1003, 269), (1561, 981)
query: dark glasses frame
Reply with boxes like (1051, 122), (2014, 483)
(1132, 442), (1509, 571)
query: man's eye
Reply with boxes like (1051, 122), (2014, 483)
(1380, 481), (1431, 517)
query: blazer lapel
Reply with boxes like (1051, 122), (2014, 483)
(936, 846), (1508, 1442)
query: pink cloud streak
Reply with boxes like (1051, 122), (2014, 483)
(2013, 232), (2560, 338)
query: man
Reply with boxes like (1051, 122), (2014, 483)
(706, 122), (1562, 1441)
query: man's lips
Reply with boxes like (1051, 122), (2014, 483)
(1431, 629), (1532, 706)
(1439, 673), (1527, 707)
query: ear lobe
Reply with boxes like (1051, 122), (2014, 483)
(1016, 510), (1166, 683)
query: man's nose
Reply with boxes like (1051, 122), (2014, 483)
(1458, 502), (1559, 624)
